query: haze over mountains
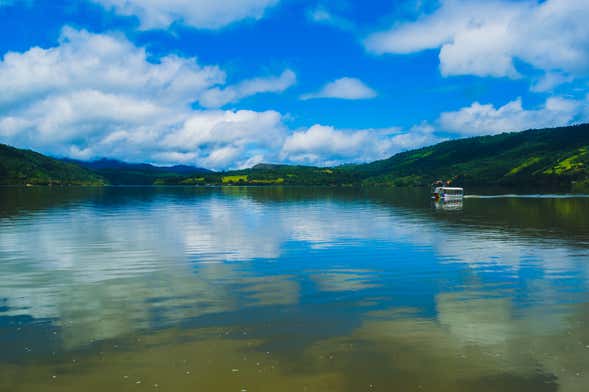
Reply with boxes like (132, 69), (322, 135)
(66, 159), (212, 186)
(1, 123), (588, 191)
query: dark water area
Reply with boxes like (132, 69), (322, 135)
(0, 186), (588, 391)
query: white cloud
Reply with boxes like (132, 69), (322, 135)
(0, 27), (288, 169)
(161, 109), (286, 168)
(280, 124), (439, 166)
(301, 77), (377, 100)
(530, 72), (574, 93)
(307, 5), (355, 31)
(92, 0), (280, 30)
(199, 69), (296, 108)
(0, 27), (226, 109)
(365, 0), (589, 83)
(439, 97), (584, 136)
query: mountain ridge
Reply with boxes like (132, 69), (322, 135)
(62, 158), (212, 185)
(64, 158), (211, 174)
(1, 123), (589, 190)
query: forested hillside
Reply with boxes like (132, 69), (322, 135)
(184, 123), (589, 190)
(350, 124), (589, 188)
(0, 144), (105, 185)
(2, 123), (589, 190)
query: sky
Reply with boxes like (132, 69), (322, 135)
(0, 0), (588, 169)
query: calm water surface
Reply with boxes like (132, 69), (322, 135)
(1, 187), (589, 391)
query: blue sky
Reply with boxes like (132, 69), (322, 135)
(0, 0), (588, 169)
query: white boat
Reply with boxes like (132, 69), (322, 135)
(432, 186), (464, 200)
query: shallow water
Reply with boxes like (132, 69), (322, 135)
(1, 186), (589, 391)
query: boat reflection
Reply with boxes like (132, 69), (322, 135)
(434, 198), (464, 211)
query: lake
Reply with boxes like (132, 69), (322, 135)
(1, 186), (589, 392)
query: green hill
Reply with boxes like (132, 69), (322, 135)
(213, 163), (357, 186)
(0, 144), (105, 186)
(1, 123), (589, 190)
(174, 123), (589, 190)
(349, 123), (589, 189)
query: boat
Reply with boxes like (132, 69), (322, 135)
(431, 181), (464, 200)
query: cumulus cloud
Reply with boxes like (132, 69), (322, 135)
(160, 109), (286, 168)
(301, 77), (377, 100)
(439, 97), (584, 136)
(364, 0), (589, 84)
(0, 27), (287, 169)
(199, 69), (296, 108)
(92, 0), (280, 30)
(280, 124), (439, 166)
(0, 27), (225, 109)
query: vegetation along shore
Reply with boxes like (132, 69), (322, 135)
(1, 123), (588, 192)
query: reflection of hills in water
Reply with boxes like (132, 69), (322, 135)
(2, 186), (589, 243)
(0, 188), (588, 324)
(1, 187), (589, 391)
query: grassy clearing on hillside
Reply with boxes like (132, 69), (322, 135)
(222, 175), (248, 183)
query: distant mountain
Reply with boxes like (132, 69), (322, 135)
(0, 144), (105, 185)
(69, 158), (211, 175)
(64, 158), (211, 185)
(2, 123), (589, 190)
